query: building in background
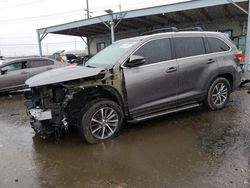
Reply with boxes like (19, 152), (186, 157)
(37, 0), (249, 56)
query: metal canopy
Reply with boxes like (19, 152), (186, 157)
(37, 0), (248, 37)
(36, 0), (250, 72)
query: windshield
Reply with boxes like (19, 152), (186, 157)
(86, 39), (139, 67)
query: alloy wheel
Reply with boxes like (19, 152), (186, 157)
(90, 107), (119, 140)
(212, 82), (228, 106)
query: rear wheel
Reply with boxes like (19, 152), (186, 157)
(205, 77), (231, 110)
(78, 99), (124, 144)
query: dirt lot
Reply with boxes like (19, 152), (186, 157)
(0, 86), (250, 188)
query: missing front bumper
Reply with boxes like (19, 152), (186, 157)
(31, 120), (56, 139)
(29, 109), (52, 121)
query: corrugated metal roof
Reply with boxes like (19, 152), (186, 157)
(37, 0), (248, 37)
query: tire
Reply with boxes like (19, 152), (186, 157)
(78, 99), (124, 144)
(205, 77), (231, 111)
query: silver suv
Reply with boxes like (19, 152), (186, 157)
(24, 30), (242, 144)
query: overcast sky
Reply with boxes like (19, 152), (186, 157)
(0, 0), (188, 57)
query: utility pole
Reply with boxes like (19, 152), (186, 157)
(118, 2), (122, 12)
(85, 0), (91, 55)
(86, 0), (89, 18)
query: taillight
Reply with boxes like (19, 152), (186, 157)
(234, 52), (245, 64)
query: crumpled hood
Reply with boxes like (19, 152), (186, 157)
(26, 65), (104, 87)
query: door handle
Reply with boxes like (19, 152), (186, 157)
(207, 59), (215, 64)
(46, 67), (53, 70)
(166, 67), (177, 73)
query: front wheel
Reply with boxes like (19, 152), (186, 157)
(205, 77), (231, 111)
(78, 99), (124, 144)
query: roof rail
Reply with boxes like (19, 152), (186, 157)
(178, 27), (203, 31)
(141, 27), (178, 36)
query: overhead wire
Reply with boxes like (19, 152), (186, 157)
(0, 0), (189, 54)
(0, 0), (45, 10)
(0, 0), (188, 23)
(0, 10), (84, 23)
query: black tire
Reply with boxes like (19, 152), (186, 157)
(205, 77), (231, 111)
(78, 99), (124, 144)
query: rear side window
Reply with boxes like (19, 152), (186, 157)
(207, 37), (230, 53)
(46, 60), (54, 65)
(134, 38), (172, 65)
(174, 37), (206, 58)
(27, 60), (47, 68)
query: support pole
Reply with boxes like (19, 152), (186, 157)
(110, 20), (115, 43)
(37, 30), (42, 57)
(227, 0), (248, 15)
(87, 37), (91, 55)
(110, 14), (115, 43)
(244, 1), (250, 73)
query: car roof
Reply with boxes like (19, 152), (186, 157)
(0, 57), (55, 67)
(117, 31), (225, 43)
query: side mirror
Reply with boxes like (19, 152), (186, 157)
(126, 55), (145, 67)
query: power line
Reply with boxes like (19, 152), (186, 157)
(0, 0), (187, 23)
(0, 9), (84, 23)
(0, 0), (45, 10)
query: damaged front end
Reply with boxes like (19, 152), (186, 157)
(24, 85), (71, 139)
(24, 64), (126, 139)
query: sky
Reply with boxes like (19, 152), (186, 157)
(0, 0), (188, 57)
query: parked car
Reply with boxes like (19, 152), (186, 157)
(0, 57), (66, 93)
(0, 56), (5, 65)
(24, 30), (242, 144)
(65, 54), (92, 65)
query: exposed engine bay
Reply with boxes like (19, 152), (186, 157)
(24, 65), (126, 139)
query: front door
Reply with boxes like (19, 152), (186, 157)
(123, 37), (179, 117)
(0, 61), (28, 91)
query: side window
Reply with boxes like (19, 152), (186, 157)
(27, 60), (47, 68)
(97, 42), (105, 52)
(1, 62), (26, 74)
(207, 37), (230, 53)
(46, 60), (54, 65)
(174, 37), (206, 58)
(133, 38), (172, 65)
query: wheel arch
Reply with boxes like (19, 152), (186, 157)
(67, 85), (128, 121)
(205, 72), (234, 93)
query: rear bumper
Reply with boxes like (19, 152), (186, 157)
(233, 66), (242, 90)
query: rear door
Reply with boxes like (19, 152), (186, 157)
(0, 61), (28, 91)
(27, 58), (53, 78)
(123, 37), (179, 117)
(174, 36), (218, 103)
